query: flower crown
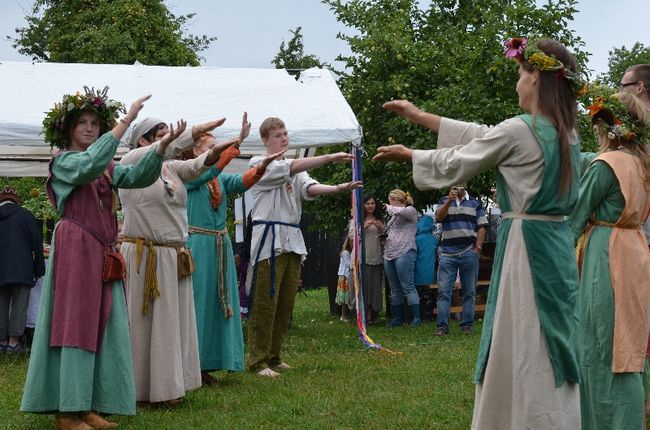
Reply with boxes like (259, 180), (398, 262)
(504, 37), (587, 97)
(587, 89), (650, 145)
(43, 86), (126, 149)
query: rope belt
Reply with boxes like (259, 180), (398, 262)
(252, 220), (300, 298)
(501, 212), (565, 222)
(188, 226), (233, 319)
(121, 236), (184, 316)
(588, 218), (641, 230)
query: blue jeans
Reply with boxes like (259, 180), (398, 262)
(436, 249), (479, 330)
(384, 249), (419, 306)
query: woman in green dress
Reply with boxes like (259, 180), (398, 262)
(184, 117), (282, 384)
(20, 88), (181, 430)
(570, 92), (650, 429)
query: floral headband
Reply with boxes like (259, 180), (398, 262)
(587, 91), (650, 145)
(43, 86), (126, 149)
(504, 37), (587, 97)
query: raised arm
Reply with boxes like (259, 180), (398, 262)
(289, 152), (353, 175)
(383, 100), (442, 133)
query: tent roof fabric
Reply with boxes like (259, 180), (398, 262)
(0, 61), (361, 176)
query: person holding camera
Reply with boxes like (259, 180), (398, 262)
(434, 185), (487, 336)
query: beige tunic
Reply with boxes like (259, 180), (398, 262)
(413, 117), (580, 430)
(119, 133), (209, 402)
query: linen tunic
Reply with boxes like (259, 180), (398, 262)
(412, 114), (581, 429)
(119, 138), (211, 402)
(186, 170), (248, 372)
(569, 152), (650, 430)
(21, 133), (162, 415)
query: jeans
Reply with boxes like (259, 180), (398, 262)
(384, 249), (419, 306)
(436, 249), (479, 330)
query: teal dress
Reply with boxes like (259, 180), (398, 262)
(569, 158), (645, 429)
(21, 133), (163, 415)
(186, 169), (248, 372)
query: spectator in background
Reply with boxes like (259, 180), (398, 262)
(359, 195), (385, 324)
(383, 189), (420, 327)
(335, 236), (353, 322)
(414, 214), (438, 321)
(434, 184), (487, 336)
(0, 187), (45, 354)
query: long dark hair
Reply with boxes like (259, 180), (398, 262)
(363, 194), (382, 219)
(521, 39), (578, 194)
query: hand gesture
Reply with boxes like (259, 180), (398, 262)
(239, 112), (251, 143)
(329, 152), (354, 163)
(383, 100), (419, 118)
(448, 188), (458, 201)
(192, 118), (227, 141)
(373, 144), (413, 162)
(336, 181), (363, 192)
(208, 138), (239, 160)
(125, 94), (152, 123)
(257, 150), (286, 173)
(156, 120), (187, 155)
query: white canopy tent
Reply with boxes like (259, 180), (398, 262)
(0, 61), (362, 176)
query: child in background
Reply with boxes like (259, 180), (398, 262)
(335, 236), (353, 322)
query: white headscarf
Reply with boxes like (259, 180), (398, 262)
(127, 117), (165, 149)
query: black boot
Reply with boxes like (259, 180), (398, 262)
(409, 304), (422, 327)
(386, 304), (404, 327)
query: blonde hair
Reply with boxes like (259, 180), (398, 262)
(597, 92), (650, 193)
(388, 189), (414, 206)
(259, 117), (286, 139)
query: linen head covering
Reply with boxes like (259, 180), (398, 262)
(127, 117), (165, 149)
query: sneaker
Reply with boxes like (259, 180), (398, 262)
(340, 316), (350, 323)
(272, 362), (291, 370)
(5, 343), (24, 354)
(462, 326), (473, 335)
(434, 327), (448, 336)
(256, 368), (280, 378)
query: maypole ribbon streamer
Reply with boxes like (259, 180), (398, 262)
(350, 141), (397, 354)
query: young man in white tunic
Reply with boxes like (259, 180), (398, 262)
(247, 117), (362, 377)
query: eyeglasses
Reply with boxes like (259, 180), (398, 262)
(620, 81), (638, 89)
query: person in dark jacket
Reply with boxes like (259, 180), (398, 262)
(0, 186), (45, 353)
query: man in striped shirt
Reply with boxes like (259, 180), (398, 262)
(434, 184), (487, 336)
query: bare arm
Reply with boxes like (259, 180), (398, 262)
(306, 181), (363, 197)
(475, 227), (486, 253)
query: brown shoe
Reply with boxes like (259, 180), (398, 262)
(201, 372), (220, 386)
(81, 412), (118, 428)
(434, 327), (448, 336)
(55, 415), (93, 430)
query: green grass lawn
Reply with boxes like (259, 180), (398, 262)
(1, 288), (480, 429)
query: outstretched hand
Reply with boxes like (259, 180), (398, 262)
(336, 181), (363, 192)
(208, 138), (239, 161)
(257, 150), (286, 173)
(372, 145), (413, 163)
(382, 99), (419, 118)
(156, 120), (187, 155)
(329, 152), (354, 163)
(125, 94), (152, 123)
(192, 118), (227, 140)
(239, 112), (251, 143)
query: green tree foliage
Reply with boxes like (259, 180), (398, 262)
(272, 26), (330, 74)
(305, 0), (588, 232)
(599, 42), (650, 88)
(8, 0), (216, 66)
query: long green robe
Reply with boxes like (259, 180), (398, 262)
(569, 158), (646, 430)
(21, 133), (163, 415)
(412, 114), (580, 429)
(186, 169), (247, 372)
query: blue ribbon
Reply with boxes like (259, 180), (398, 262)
(251, 220), (300, 298)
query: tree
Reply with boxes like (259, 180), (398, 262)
(304, 0), (588, 232)
(7, 0), (216, 66)
(599, 42), (650, 88)
(272, 26), (330, 75)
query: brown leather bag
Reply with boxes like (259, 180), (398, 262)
(103, 245), (126, 282)
(177, 247), (195, 277)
